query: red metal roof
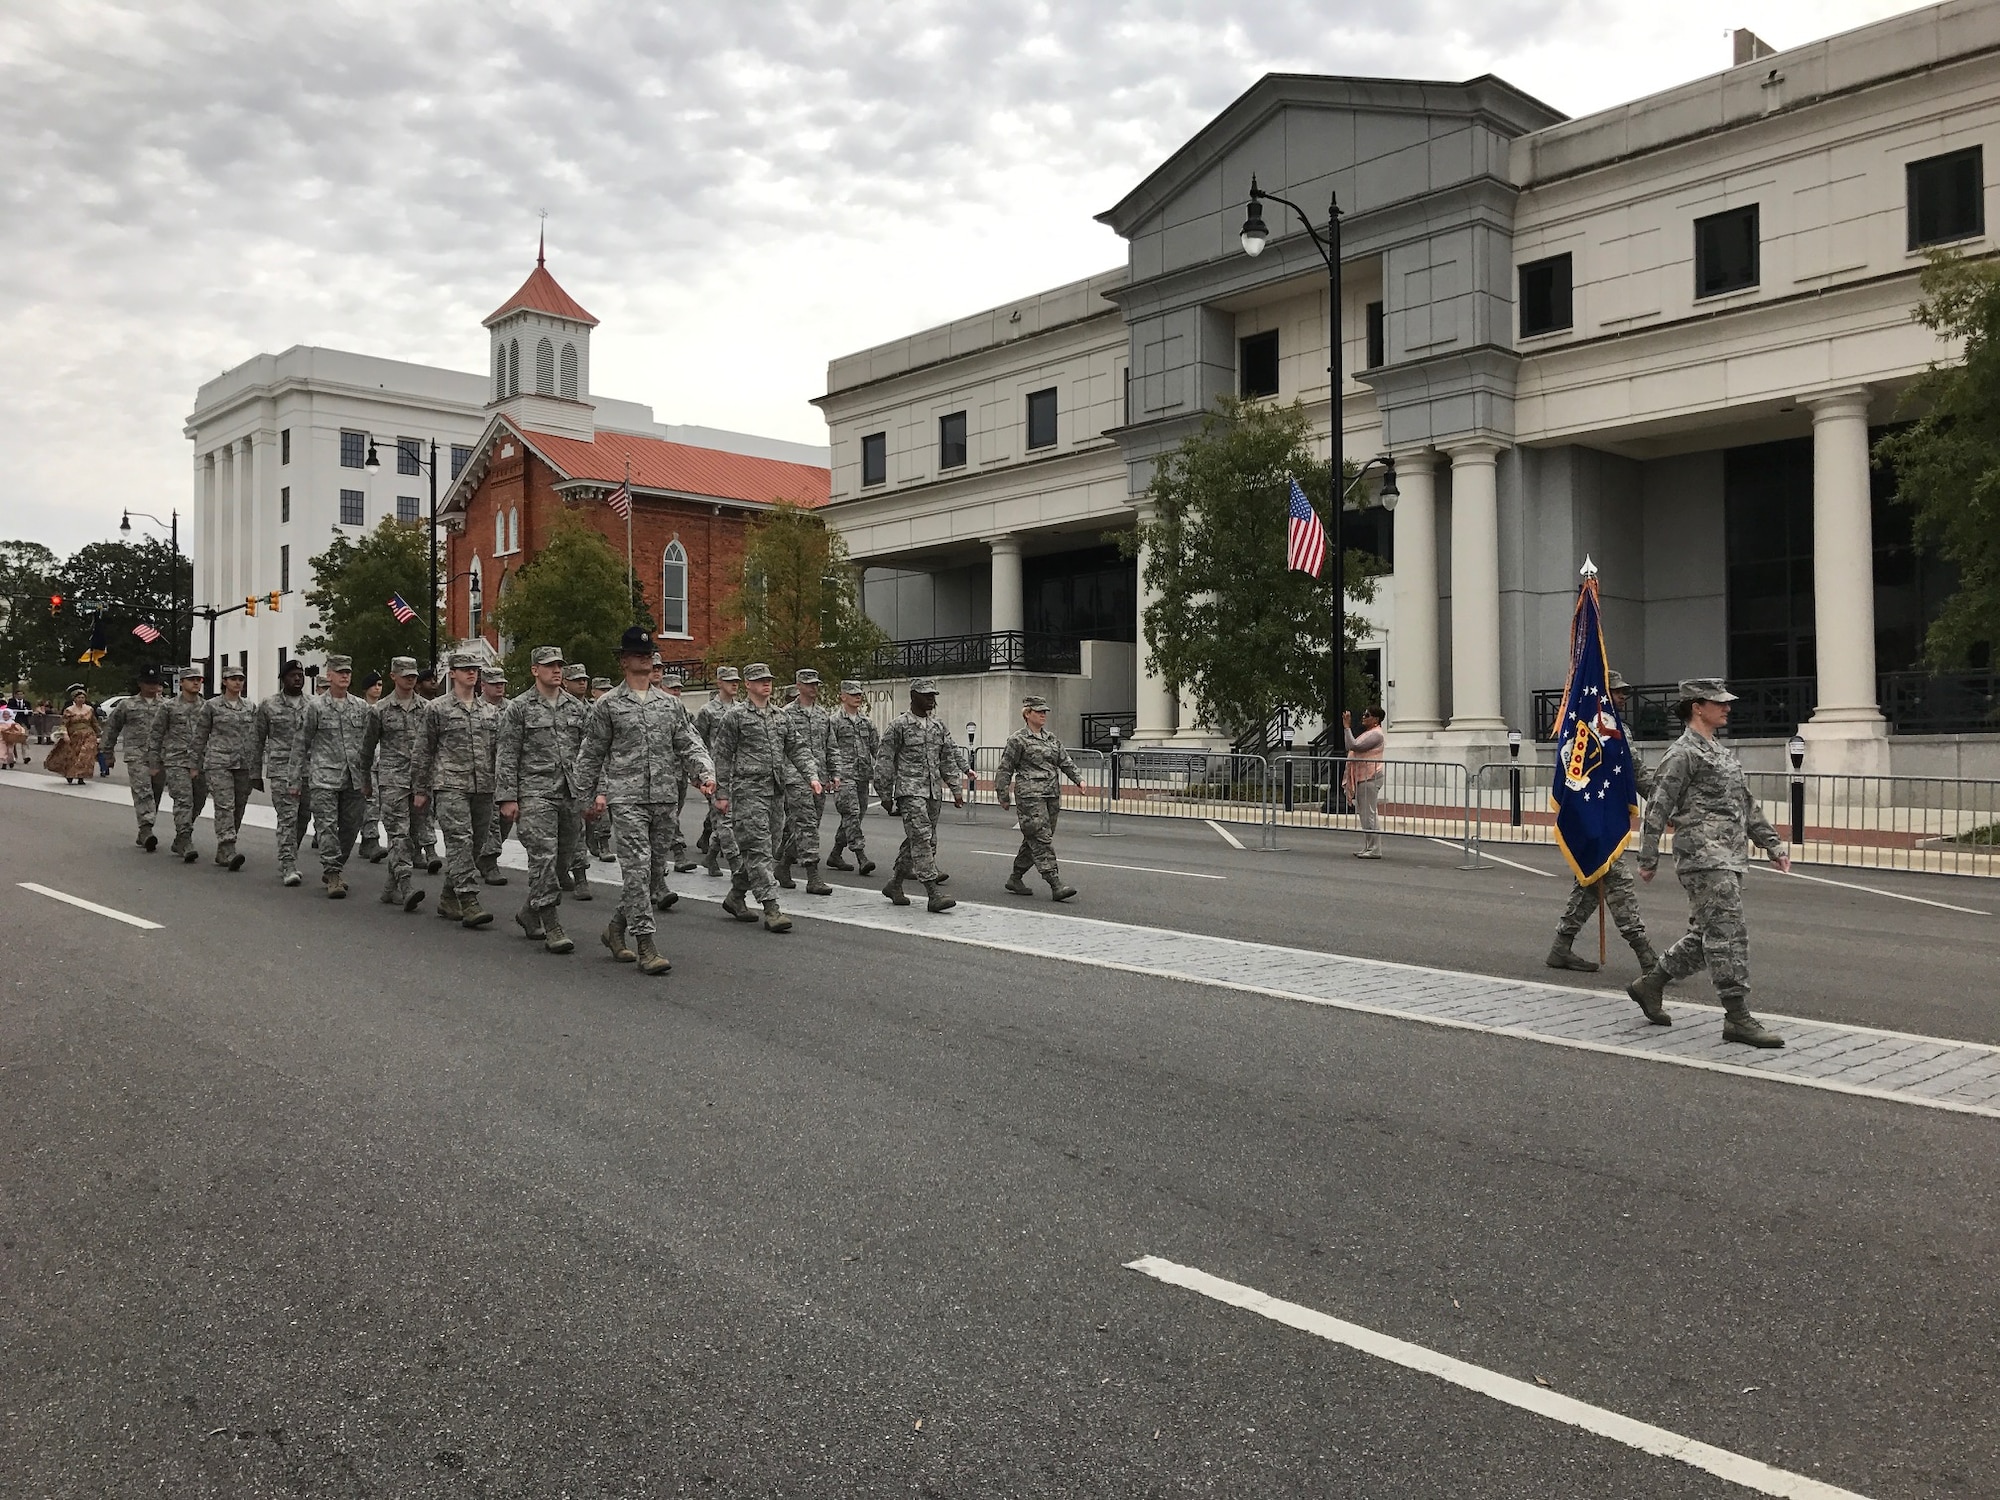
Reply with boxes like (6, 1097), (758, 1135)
(522, 425), (829, 508)
(484, 247), (599, 328)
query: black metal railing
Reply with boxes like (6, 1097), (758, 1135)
(1879, 669), (2000, 734)
(1532, 670), (2000, 740)
(659, 658), (712, 691)
(869, 631), (1082, 677)
(1080, 711), (1136, 749)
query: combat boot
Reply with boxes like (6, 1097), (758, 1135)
(804, 863), (833, 896)
(437, 888), (462, 922)
(458, 893), (494, 929)
(721, 884), (758, 922)
(282, 870), (302, 888)
(704, 847), (722, 878)
(571, 870), (593, 901)
(135, 826), (150, 849)
(514, 904), (546, 940)
(634, 934), (672, 974)
(857, 854), (876, 876)
(182, 846), (200, 864)
(426, 850), (443, 874)
(359, 835), (382, 863)
(1048, 877), (1078, 902)
(696, 828), (711, 855)
(1721, 997), (1784, 1048)
(674, 858), (699, 874)
(367, 841), (387, 864)
(324, 871), (347, 900)
(1004, 874), (1032, 896)
(170, 831), (190, 858)
(379, 883), (400, 905)
(541, 914), (574, 954)
(478, 856), (508, 886)
(826, 847), (854, 871)
(653, 887), (679, 911)
(402, 886), (427, 913)
(925, 881), (956, 914)
(1545, 937), (1600, 973)
(1630, 936), (1660, 973)
(1625, 968), (1671, 1027)
(882, 875), (910, 907)
(142, 828), (158, 853)
(777, 860), (795, 890)
(602, 915), (636, 962)
(761, 900), (792, 934)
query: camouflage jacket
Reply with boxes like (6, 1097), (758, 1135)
(496, 686), (588, 802)
(102, 693), (167, 762)
(781, 701), (845, 786)
(415, 691), (498, 794)
(365, 692), (429, 793)
(146, 695), (207, 772)
(572, 684), (713, 805)
(191, 695), (257, 772)
(250, 691), (308, 783)
(293, 692), (374, 791)
(831, 710), (879, 792)
(873, 712), (968, 802)
(1638, 728), (1782, 874)
(709, 699), (817, 802)
(996, 726), (1082, 800)
(694, 693), (738, 748)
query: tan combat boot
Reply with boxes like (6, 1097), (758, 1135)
(542, 914), (574, 954)
(634, 934), (671, 975)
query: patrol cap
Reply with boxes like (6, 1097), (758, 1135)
(281, 658), (306, 677)
(326, 655), (354, 673)
(715, 666), (741, 683)
(389, 656), (419, 677)
(1677, 676), (1738, 705)
(651, 653), (663, 668)
(136, 665), (162, 685)
(590, 677), (613, 691)
(480, 666), (507, 684)
(180, 664), (205, 680)
(909, 676), (939, 696)
(839, 679), (864, 695)
(1022, 695), (1050, 712)
(795, 668), (821, 686)
(531, 645), (564, 667)
(618, 625), (655, 659)
(563, 663), (589, 682)
(784, 685), (799, 702)
(448, 650), (481, 670)
(661, 670), (684, 689)
(1606, 669), (1628, 692)
(743, 662), (774, 682)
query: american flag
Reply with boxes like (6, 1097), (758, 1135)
(388, 593), (418, 625)
(1285, 477), (1328, 577)
(131, 622), (161, 644)
(606, 480), (632, 519)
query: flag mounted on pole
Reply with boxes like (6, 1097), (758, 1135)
(388, 593), (418, 625)
(1550, 559), (1638, 884)
(132, 622), (162, 645)
(78, 616), (108, 666)
(606, 479), (632, 519)
(1285, 477), (1327, 577)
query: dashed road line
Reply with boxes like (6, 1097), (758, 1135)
(1205, 819), (1246, 850)
(970, 850), (1225, 880)
(1754, 862), (1990, 916)
(18, 882), (162, 930)
(1441, 839), (1559, 878)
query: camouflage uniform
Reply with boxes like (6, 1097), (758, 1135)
(250, 686), (308, 878)
(573, 683), (714, 942)
(873, 710), (967, 886)
(146, 687), (210, 855)
(293, 686), (373, 879)
(366, 679), (430, 904)
(829, 702), (879, 866)
(497, 677), (586, 919)
(560, 668), (596, 895)
(191, 689), (257, 863)
(694, 687), (741, 873)
(710, 696), (818, 903)
(996, 722), (1083, 889)
(101, 690), (167, 845)
(778, 691), (844, 873)
(1554, 748), (1658, 961)
(584, 680), (615, 862)
(417, 689), (499, 903)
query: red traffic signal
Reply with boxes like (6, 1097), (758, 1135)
(48, 593), (62, 614)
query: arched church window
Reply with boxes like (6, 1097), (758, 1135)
(660, 540), (689, 636)
(493, 343), (504, 400)
(469, 556), (484, 638)
(508, 507), (520, 553)
(535, 338), (555, 395)
(560, 342), (578, 399)
(508, 339), (520, 396)
(495, 510), (506, 554)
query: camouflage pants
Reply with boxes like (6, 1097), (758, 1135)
(671, 777), (689, 858)
(727, 784), (785, 903)
(704, 791), (740, 869)
(308, 784), (365, 876)
(779, 782), (825, 866)
(1556, 854), (1647, 942)
(518, 795), (580, 912)
(480, 799), (510, 861)
(414, 800), (438, 865)
(569, 796), (595, 882)
(123, 759), (160, 836)
(1009, 793), (1062, 882)
(378, 788), (418, 897)
(432, 790), (493, 899)
(1661, 867), (1751, 999)
(586, 806), (613, 859)
(209, 768), (252, 852)
(268, 765), (302, 874)
(612, 801), (675, 939)
(362, 789), (381, 847)
(832, 781), (868, 857)
(163, 765), (207, 845)
(891, 796), (943, 884)
(647, 798), (684, 900)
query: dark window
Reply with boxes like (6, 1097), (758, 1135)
(339, 430), (366, 468)
(397, 495), (420, 524)
(1908, 146), (1984, 249)
(339, 489), (364, 527)
(1122, 367), (1131, 426)
(1239, 330), (1279, 398)
(1345, 501), (1394, 569)
(1695, 205), (1760, 298)
(1365, 301), (1385, 368)
(451, 444), (473, 480)
(1026, 387), (1059, 449)
(397, 437), (421, 476)
(939, 411), (968, 469)
(280, 545), (290, 593)
(280, 429), (291, 465)
(1518, 254), (1574, 336)
(860, 432), (887, 487)
(1725, 438), (1814, 680)
(279, 485), (290, 524)
(1023, 545), (1136, 642)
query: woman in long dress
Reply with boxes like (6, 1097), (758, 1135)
(45, 686), (100, 784)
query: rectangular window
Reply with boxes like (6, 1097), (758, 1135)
(279, 485), (290, 523)
(860, 431), (887, 487)
(1239, 330), (1279, 398)
(397, 495), (420, 524)
(280, 545), (290, 593)
(938, 411), (968, 469)
(339, 489), (364, 527)
(397, 437), (421, 476)
(1695, 205), (1760, 298)
(280, 429), (291, 465)
(1365, 301), (1385, 368)
(451, 444), (473, 480)
(1026, 387), (1058, 449)
(1518, 254), (1574, 336)
(339, 430), (366, 469)
(1908, 146), (1984, 249)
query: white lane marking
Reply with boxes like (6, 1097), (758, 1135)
(1435, 838), (1558, 878)
(1126, 1256), (1874, 1500)
(1752, 863), (1990, 917)
(18, 883), (162, 931)
(970, 850), (1226, 880)
(1205, 819), (1246, 850)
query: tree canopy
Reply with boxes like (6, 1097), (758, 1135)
(710, 501), (888, 682)
(0, 536), (188, 700)
(1118, 398), (1385, 736)
(488, 514), (638, 682)
(1876, 251), (2000, 668)
(296, 518), (431, 677)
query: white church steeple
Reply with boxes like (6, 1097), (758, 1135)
(482, 233), (599, 438)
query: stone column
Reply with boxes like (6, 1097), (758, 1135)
(1799, 390), (1889, 774)
(1387, 449), (1441, 736)
(1132, 502), (1175, 742)
(1445, 442), (1505, 733)
(987, 535), (1023, 638)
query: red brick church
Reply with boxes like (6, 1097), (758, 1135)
(439, 244), (829, 668)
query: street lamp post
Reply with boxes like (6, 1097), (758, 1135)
(366, 435), (443, 669)
(118, 508), (183, 661)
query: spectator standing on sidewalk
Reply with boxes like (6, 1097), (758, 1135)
(1341, 706), (1387, 858)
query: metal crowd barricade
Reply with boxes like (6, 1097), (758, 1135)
(961, 745), (1114, 834)
(1466, 759), (1561, 859)
(1108, 750), (1277, 848)
(1271, 755), (1472, 858)
(1743, 770), (2000, 878)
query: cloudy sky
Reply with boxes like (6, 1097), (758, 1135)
(0, 0), (1928, 555)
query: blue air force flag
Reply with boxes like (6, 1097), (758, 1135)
(1550, 575), (1638, 884)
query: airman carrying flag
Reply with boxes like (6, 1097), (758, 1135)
(1550, 562), (1637, 884)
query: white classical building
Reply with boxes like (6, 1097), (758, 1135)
(818, 2), (2000, 774)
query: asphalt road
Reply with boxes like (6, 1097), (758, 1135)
(2, 787), (1996, 1497)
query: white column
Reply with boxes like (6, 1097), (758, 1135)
(1387, 449), (1441, 733)
(1805, 391), (1883, 726)
(1132, 502), (1175, 742)
(1445, 442), (1505, 732)
(987, 534), (1023, 636)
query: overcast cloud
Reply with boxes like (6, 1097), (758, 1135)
(0, 0), (1925, 553)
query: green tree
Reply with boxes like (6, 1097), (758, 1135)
(296, 518), (430, 677)
(1117, 398), (1385, 736)
(61, 538), (189, 699)
(711, 501), (888, 682)
(0, 541), (62, 696)
(488, 515), (637, 681)
(1876, 251), (2000, 668)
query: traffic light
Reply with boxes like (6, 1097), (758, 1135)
(245, 595), (257, 617)
(48, 593), (62, 614)
(266, 591), (281, 613)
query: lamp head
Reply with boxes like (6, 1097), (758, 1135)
(1240, 178), (1269, 258)
(119, 511), (132, 533)
(1787, 733), (1806, 769)
(1508, 728), (1523, 757)
(1377, 456), (1399, 510)
(364, 440), (381, 471)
